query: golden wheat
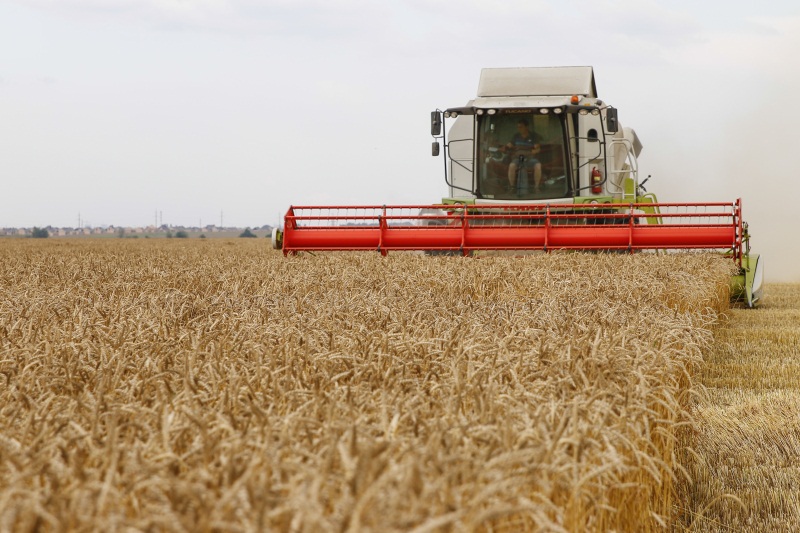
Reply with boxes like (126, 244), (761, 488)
(0, 239), (734, 531)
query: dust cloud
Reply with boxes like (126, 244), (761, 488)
(636, 76), (799, 283)
(722, 87), (799, 283)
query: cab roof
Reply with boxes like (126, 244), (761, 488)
(477, 66), (597, 98)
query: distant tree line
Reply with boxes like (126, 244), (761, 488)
(23, 226), (270, 240)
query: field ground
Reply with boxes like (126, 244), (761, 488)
(679, 283), (800, 531)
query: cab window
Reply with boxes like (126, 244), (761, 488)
(477, 111), (568, 200)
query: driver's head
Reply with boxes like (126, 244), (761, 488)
(516, 119), (529, 135)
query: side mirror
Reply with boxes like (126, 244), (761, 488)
(606, 108), (619, 134)
(431, 141), (440, 157)
(431, 111), (442, 136)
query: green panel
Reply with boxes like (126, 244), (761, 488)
(635, 194), (662, 225)
(729, 253), (763, 308)
(573, 196), (614, 205)
(441, 198), (475, 205)
(730, 271), (746, 303)
(624, 177), (635, 197)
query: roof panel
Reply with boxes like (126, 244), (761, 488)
(477, 67), (597, 98)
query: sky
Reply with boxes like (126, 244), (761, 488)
(1, 0), (799, 280)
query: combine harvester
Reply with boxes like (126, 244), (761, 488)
(272, 67), (763, 307)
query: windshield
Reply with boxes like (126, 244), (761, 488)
(476, 111), (568, 200)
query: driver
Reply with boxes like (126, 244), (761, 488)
(504, 119), (542, 193)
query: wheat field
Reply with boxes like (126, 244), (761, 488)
(0, 239), (735, 531)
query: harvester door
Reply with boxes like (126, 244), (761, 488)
(445, 115), (475, 197)
(574, 113), (607, 196)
